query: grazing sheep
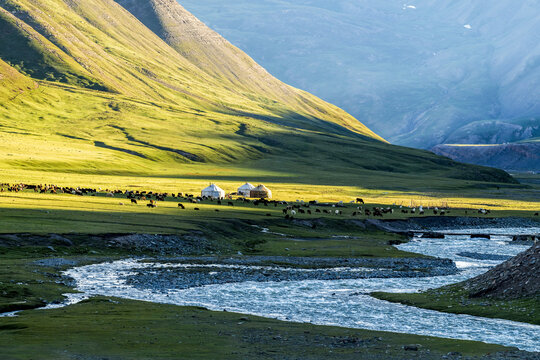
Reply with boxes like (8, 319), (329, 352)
(291, 210), (297, 216)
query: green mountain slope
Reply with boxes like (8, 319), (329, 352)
(0, 0), (516, 187)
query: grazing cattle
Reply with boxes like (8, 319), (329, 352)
(217, 200), (222, 205)
(228, 201), (234, 206)
(315, 209), (321, 213)
(215, 209), (220, 212)
(307, 210), (312, 215)
(131, 199), (137, 204)
(535, 213), (539, 216)
(147, 203), (156, 208)
(364, 209), (371, 216)
(299, 209), (305, 214)
(282, 209), (288, 214)
(352, 212), (356, 216)
(266, 213), (272, 217)
(194, 208), (200, 211)
(356, 198), (365, 204)
(178, 203), (185, 209)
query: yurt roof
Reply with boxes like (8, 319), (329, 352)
(253, 184), (270, 191)
(203, 184), (224, 192)
(238, 183), (255, 190)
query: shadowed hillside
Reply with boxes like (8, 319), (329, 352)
(0, 0), (517, 187)
(178, 0), (540, 149)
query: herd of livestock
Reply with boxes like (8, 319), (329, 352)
(1, 183), (538, 218)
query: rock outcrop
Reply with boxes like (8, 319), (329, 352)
(464, 242), (539, 300)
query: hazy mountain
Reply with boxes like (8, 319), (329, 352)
(0, 0), (514, 184)
(179, 0), (540, 149)
(432, 142), (540, 172)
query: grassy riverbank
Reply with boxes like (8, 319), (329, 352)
(373, 285), (540, 325)
(0, 296), (518, 360)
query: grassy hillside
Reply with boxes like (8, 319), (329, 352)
(0, 0), (520, 194)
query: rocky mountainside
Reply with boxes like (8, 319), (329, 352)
(431, 143), (540, 172)
(464, 242), (539, 300)
(179, 0), (540, 148)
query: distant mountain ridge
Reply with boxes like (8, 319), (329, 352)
(178, 0), (540, 149)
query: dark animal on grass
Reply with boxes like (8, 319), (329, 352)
(315, 209), (321, 213)
(131, 199), (137, 204)
(365, 209), (371, 216)
(178, 203), (185, 209)
(147, 203), (156, 208)
(217, 200), (222, 205)
(356, 198), (365, 204)
(307, 210), (312, 215)
(266, 213), (271, 217)
(215, 209), (220, 212)
(352, 212), (356, 216)
(282, 209), (288, 214)
(535, 213), (539, 216)
(228, 202), (234, 206)
(299, 209), (305, 214)
(194, 208), (200, 211)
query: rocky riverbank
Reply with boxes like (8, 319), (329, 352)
(368, 217), (540, 233)
(125, 255), (458, 291)
(464, 242), (540, 300)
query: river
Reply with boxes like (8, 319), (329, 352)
(56, 227), (540, 352)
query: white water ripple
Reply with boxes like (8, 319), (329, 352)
(63, 228), (540, 352)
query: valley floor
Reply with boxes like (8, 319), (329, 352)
(0, 183), (538, 359)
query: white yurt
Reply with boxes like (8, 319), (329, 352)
(201, 184), (225, 199)
(237, 182), (255, 197)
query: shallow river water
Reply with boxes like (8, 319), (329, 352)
(60, 227), (540, 352)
